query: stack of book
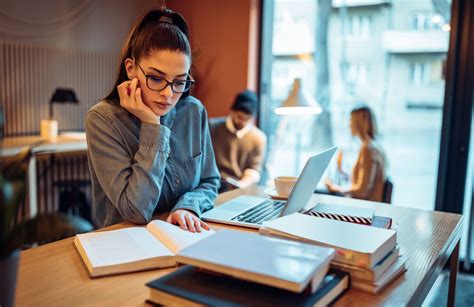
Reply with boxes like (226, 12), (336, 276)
(74, 221), (350, 304)
(148, 229), (349, 305)
(261, 213), (406, 294)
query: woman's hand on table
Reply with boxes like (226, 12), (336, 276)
(166, 209), (211, 233)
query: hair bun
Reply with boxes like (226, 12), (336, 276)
(159, 16), (173, 24)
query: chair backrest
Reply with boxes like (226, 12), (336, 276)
(382, 178), (393, 204)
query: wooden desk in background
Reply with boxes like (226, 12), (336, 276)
(15, 186), (463, 306)
(1, 133), (87, 218)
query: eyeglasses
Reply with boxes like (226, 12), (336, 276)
(134, 59), (195, 93)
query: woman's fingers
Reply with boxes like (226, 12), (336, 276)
(176, 212), (188, 231)
(200, 219), (211, 231)
(128, 78), (138, 107)
(117, 78), (159, 124)
(192, 216), (202, 233)
(117, 81), (129, 102)
(185, 214), (196, 233)
(118, 79), (137, 109)
(135, 87), (145, 109)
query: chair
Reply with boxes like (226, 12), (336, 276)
(55, 179), (93, 224)
(382, 178), (393, 204)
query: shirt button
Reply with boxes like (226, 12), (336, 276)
(175, 179), (180, 184)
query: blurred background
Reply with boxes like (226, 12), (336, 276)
(0, 0), (472, 294)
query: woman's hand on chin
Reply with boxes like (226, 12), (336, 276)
(118, 78), (160, 125)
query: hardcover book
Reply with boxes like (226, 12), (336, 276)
(261, 213), (397, 268)
(146, 265), (349, 306)
(176, 229), (336, 293)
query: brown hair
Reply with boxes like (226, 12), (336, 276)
(105, 9), (192, 102)
(351, 105), (377, 142)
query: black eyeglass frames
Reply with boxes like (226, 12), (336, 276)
(134, 59), (195, 93)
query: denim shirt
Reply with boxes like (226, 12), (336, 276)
(85, 96), (220, 228)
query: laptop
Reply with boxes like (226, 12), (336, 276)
(202, 147), (337, 229)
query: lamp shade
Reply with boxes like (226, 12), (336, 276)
(49, 87), (79, 119)
(50, 88), (79, 104)
(274, 78), (322, 115)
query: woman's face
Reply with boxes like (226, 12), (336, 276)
(127, 50), (191, 117)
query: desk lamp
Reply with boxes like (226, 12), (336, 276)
(274, 78), (322, 172)
(41, 88), (79, 139)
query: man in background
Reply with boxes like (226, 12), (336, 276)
(210, 90), (267, 192)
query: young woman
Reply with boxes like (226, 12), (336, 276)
(325, 106), (387, 202)
(86, 9), (220, 231)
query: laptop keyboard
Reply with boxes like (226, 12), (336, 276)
(231, 200), (286, 224)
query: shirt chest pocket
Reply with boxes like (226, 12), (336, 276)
(184, 152), (202, 189)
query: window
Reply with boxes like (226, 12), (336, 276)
(261, 0), (450, 211)
(410, 61), (443, 86)
(348, 15), (371, 40)
(412, 12), (443, 31)
(410, 62), (430, 86)
(347, 63), (368, 86)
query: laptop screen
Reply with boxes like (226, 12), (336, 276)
(280, 147), (337, 216)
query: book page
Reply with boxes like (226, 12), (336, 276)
(146, 220), (215, 254)
(77, 227), (174, 267)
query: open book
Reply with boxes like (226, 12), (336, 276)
(74, 220), (215, 277)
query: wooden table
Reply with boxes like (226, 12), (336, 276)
(1, 133), (87, 217)
(15, 186), (463, 306)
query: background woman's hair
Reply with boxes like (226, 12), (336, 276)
(105, 9), (192, 102)
(351, 105), (377, 141)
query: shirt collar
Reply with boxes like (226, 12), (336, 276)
(225, 116), (252, 139)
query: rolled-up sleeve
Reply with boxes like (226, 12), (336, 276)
(86, 111), (170, 224)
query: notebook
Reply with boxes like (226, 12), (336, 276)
(260, 213), (397, 269)
(146, 265), (349, 306)
(202, 147), (337, 228)
(176, 229), (336, 293)
(305, 203), (375, 225)
(74, 220), (215, 277)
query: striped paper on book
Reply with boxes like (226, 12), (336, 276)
(305, 203), (375, 225)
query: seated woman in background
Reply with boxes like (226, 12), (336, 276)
(325, 106), (387, 202)
(86, 9), (219, 231)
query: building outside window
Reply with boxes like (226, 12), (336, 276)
(348, 15), (371, 40)
(260, 0), (450, 210)
(413, 12), (443, 30)
(410, 62), (430, 85)
(347, 63), (368, 86)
